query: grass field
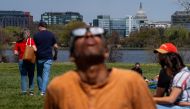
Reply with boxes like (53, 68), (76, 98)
(0, 62), (160, 109)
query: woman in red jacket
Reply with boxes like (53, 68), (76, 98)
(14, 29), (37, 95)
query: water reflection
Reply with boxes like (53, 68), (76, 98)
(2, 49), (190, 64)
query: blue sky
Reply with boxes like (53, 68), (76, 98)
(0, 0), (183, 23)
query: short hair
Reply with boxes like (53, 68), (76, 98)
(38, 21), (47, 28)
(135, 62), (140, 65)
(23, 28), (30, 33)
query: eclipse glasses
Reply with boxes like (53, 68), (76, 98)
(72, 27), (104, 37)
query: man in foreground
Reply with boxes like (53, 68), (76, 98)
(44, 26), (156, 109)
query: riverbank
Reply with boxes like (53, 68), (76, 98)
(3, 49), (190, 63)
(4, 45), (190, 50)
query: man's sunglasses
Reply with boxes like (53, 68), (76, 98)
(72, 27), (104, 37)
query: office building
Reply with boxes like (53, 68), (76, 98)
(93, 15), (137, 37)
(63, 12), (83, 24)
(93, 3), (149, 37)
(110, 18), (127, 36)
(171, 11), (190, 30)
(41, 12), (64, 25)
(126, 16), (138, 36)
(41, 11), (83, 25)
(0, 10), (33, 28)
(148, 21), (171, 28)
(93, 15), (111, 34)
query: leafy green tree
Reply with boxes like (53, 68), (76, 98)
(0, 26), (22, 62)
(106, 31), (122, 62)
(0, 26), (22, 50)
(57, 21), (86, 47)
(48, 25), (65, 46)
(164, 26), (189, 47)
(3, 26), (22, 42)
(125, 27), (161, 48)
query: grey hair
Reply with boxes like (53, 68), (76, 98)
(23, 28), (30, 38)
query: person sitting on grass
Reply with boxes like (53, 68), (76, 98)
(153, 42), (190, 109)
(131, 62), (143, 76)
(154, 63), (172, 97)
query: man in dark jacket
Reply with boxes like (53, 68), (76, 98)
(33, 21), (58, 96)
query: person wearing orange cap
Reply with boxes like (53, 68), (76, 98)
(153, 43), (190, 109)
(154, 43), (174, 97)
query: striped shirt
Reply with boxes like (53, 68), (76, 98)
(172, 67), (190, 102)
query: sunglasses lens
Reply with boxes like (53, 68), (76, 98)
(90, 27), (104, 35)
(72, 27), (104, 37)
(72, 28), (86, 36)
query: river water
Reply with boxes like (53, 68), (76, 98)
(3, 49), (190, 63)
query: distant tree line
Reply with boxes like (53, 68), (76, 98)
(122, 26), (190, 49)
(1, 21), (190, 62)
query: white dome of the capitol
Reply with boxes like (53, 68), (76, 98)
(135, 2), (147, 19)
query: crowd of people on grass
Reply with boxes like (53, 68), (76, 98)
(13, 21), (190, 109)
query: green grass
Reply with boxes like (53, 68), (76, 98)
(0, 62), (160, 109)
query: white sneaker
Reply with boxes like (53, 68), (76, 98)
(40, 92), (45, 96)
(29, 92), (34, 96)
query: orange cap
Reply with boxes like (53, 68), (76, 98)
(154, 43), (178, 54)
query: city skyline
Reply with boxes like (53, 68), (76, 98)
(0, 0), (183, 23)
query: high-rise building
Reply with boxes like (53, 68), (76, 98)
(93, 15), (111, 34)
(63, 12), (83, 24)
(93, 3), (149, 37)
(41, 12), (64, 25)
(93, 15), (137, 37)
(0, 10), (33, 28)
(41, 11), (83, 25)
(171, 11), (190, 30)
(110, 18), (126, 36)
(126, 16), (138, 36)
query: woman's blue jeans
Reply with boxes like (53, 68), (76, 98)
(157, 104), (190, 109)
(36, 59), (52, 93)
(18, 60), (35, 93)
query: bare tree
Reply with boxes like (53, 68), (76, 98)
(106, 31), (122, 62)
(178, 0), (190, 11)
(0, 27), (17, 62)
(0, 28), (7, 62)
